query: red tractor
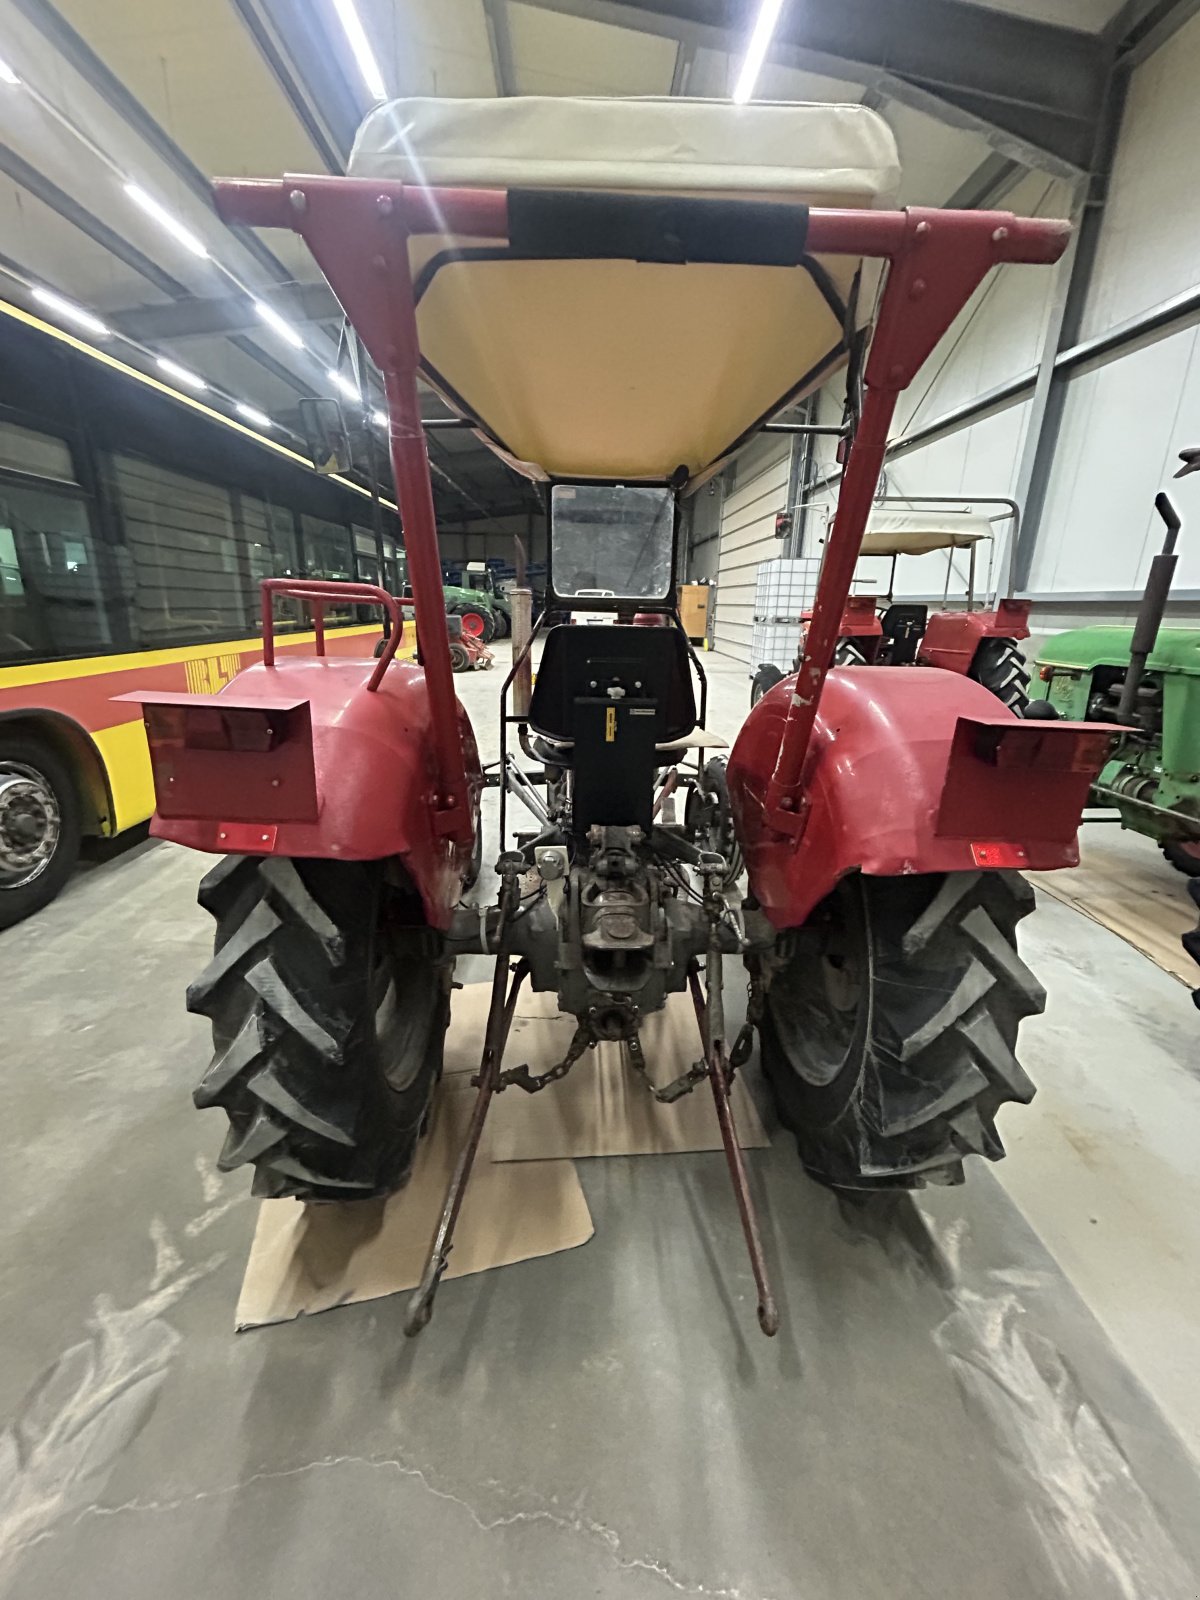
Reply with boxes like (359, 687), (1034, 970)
(124, 97), (1116, 1339)
(752, 499), (1032, 711)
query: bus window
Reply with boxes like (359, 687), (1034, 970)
(0, 484), (111, 662)
(301, 515), (355, 623)
(110, 455), (256, 645)
(0, 420), (77, 485)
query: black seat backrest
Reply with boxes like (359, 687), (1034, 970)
(880, 603), (928, 667)
(529, 624), (696, 743)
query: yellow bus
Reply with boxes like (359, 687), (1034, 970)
(0, 298), (412, 927)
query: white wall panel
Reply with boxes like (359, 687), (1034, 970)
(1082, 9), (1200, 340)
(1029, 325), (1200, 593)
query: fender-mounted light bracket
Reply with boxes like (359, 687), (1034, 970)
(937, 715), (1121, 845)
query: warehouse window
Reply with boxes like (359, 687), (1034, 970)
(0, 482), (111, 661)
(110, 455), (255, 646)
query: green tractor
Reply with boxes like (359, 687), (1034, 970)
(443, 561), (511, 641)
(1029, 475), (1200, 1006)
(1029, 481), (1200, 879)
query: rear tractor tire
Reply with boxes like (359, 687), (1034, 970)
(453, 605), (495, 645)
(1183, 880), (1200, 1009)
(751, 663), (785, 707)
(969, 637), (1030, 715)
(760, 870), (1044, 1191)
(187, 855), (450, 1201)
(1162, 839), (1200, 878)
(833, 638), (868, 668)
(686, 757), (744, 881)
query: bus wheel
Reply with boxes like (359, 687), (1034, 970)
(0, 734), (82, 929)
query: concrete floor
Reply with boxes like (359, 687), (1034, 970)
(3, 645), (1200, 1599)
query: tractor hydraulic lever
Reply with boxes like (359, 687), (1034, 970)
(404, 862), (529, 1337)
(688, 942), (780, 1338)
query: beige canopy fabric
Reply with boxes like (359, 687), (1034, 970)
(861, 509), (993, 557)
(349, 97), (900, 484)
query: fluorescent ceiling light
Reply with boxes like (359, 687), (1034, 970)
(327, 368), (360, 401)
(31, 286), (111, 338)
(156, 356), (207, 391)
(254, 300), (305, 350)
(731, 0), (786, 104)
(125, 183), (210, 259)
(0, 56), (20, 85)
(330, 0), (387, 102)
(371, 410), (388, 428)
(236, 401), (273, 429)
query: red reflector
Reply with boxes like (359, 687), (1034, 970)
(215, 822), (278, 851)
(971, 841), (1029, 868)
(1039, 665), (1053, 681)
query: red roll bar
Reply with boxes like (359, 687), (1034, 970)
(216, 176), (1070, 843)
(260, 578), (403, 693)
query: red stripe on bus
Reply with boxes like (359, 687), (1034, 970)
(0, 629), (385, 735)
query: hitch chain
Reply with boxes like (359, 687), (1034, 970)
(626, 1029), (706, 1104)
(728, 971), (767, 1076)
(500, 1022), (593, 1093)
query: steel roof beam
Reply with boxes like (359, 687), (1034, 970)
(228, 0), (347, 170)
(483, 0), (518, 95)
(943, 152), (1027, 211)
(10, 0), (300, 287)
(111, 283), (343, 342)
(515, 0), (1111, 174)
(0, 142), (188, 300)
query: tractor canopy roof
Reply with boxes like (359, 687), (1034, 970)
(1038, 625), (1200, 675)
(860, 509), (992, 556)
(349, 96), (899, 488)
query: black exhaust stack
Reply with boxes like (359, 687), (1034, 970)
(1115, 492), (1180, 726)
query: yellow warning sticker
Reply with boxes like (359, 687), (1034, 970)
(605, 706), (617, 742)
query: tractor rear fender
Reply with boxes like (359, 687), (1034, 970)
(919, 597), (1032, 673)
(119, 656), (482, 930)
(727, 666), (1116, 930)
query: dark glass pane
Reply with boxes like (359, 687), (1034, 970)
(0, 421), (77, 485)
(110, 455), (255, 646)
(300, 514), (354, 624)
(0, 484), (111, 662)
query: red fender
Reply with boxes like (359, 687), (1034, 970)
(122, 657), (482, 930)
(918, 598), (1031, 674)
(727, 665), (1111, 931)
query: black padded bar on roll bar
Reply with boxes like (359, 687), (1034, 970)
(506, 189), (810, 267)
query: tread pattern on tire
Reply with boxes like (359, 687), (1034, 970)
(833, 638), (868, 667)
(188, 855), (447, 1201)
(696, 756), (744, 881)
(761, 870), (1044, 1190)
(1162, 839), (1200, 878)
(969, 637), (1031, 715)
(751, 663), (785, 706)
(1184, 879), (1200, 1010)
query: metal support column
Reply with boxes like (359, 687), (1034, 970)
(1012, 69), (1130, 589)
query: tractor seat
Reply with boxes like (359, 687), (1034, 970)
(528, 624), (697, 751)
(880, 603), (928, 667)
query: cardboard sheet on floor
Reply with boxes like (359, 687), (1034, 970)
(235, 1080), (593, 1330)
(446, 984), (769, 1162)
(1029, 826), (1195, 990)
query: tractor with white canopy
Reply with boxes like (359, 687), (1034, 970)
(123, 96), (1115, 1340)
